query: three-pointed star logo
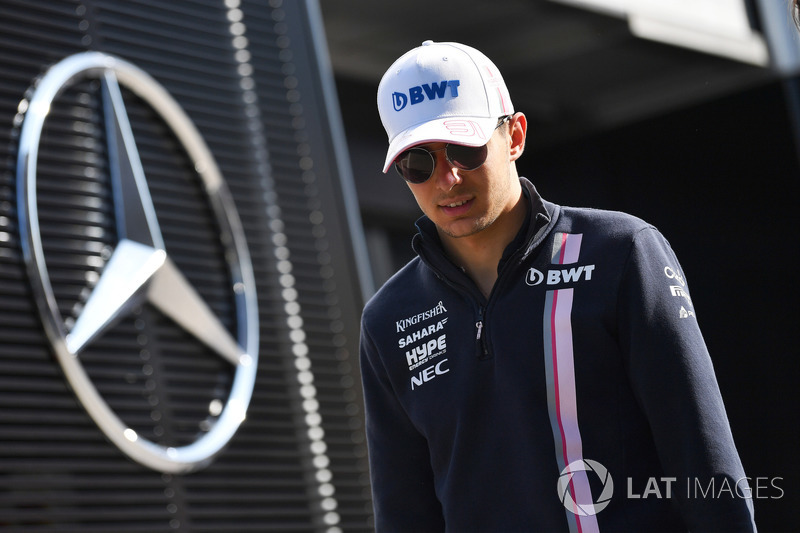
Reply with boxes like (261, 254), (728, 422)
(16, 52), (259, 473)
(67, 73), (245, 367)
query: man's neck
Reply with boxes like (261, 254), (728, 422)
(439, 191), (527, 299)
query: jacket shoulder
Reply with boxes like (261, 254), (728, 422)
(362, 257), (427, 326)
(557, 206), (656, 239)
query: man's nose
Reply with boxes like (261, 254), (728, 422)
(432, 151), (462, 191)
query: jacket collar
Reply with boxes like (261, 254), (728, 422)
(412, 177), (559, 277)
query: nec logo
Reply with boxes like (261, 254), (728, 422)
(392, 80), (460, 111)
(526, 265), (596, 286)
(411, 359), (449, 390)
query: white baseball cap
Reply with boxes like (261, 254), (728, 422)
(377, 40), (514, 173)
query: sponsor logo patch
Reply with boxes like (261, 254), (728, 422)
(526, 265), (596, 286)
(396, 301), (447, 333)
(392, 80), (460, 111)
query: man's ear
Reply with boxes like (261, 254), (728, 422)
(508, 113), (527, 162)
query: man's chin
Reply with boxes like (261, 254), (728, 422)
(437, 219), (487, 240)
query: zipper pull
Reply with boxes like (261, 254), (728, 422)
(475, 308), (490, 359)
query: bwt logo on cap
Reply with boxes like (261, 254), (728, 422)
(392, 79), (460, 111)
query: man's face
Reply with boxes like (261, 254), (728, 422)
(404, 118), (521, 241)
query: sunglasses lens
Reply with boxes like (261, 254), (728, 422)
(446, 144), (488, 170)
(394, 143), (488, 183)
(395, 148), (434, 184)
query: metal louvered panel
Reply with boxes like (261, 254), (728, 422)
(240, 1), (373, 529)
(0, 0), (371, 531)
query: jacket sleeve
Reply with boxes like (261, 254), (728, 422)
(617, 226), (756, 532)
(359, 315), (445, 532)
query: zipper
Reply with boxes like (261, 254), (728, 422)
(418, 242), (502, 361)
(472, 239), (532, 361)
(475, 307), (490, 360)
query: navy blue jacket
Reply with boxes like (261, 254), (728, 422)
(359, 178), (755, 532)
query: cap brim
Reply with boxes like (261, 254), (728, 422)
(382, 116), (499, 173)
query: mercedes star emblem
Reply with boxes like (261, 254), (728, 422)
(16, 52), (259, 473)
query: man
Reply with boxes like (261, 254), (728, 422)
(359, 40), (755, 532)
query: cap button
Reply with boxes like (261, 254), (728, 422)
(422, 40), (434, 46)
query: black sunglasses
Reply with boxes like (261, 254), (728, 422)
(394, 115), (512, 184)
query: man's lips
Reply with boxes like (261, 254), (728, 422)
(439, 197), (473, 215)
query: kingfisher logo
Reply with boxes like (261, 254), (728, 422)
(392, 79), (460, 111)
(396, 301), (447, 333)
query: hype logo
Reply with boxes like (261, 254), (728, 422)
(392, 79), (460, 111)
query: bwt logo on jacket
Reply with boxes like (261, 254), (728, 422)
(526, 264), (596, 286)
(392, 79), (460, 111)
